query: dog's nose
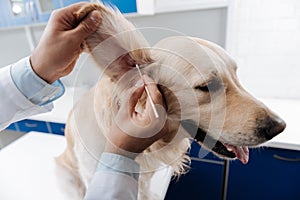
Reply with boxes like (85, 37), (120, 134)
(258, 117), (286, 140)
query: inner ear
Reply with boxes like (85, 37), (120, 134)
(106, 51), (152, 82)
(86, 34), (154, 82)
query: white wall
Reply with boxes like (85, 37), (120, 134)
(129, 8), (227, 47)
(227, 0), (300, 99)
(0, 7), (227, 87)
(0, 28), (31, 67)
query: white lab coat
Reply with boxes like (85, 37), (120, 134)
(0, 64), (138, 200)
(0, 65), (52, 131)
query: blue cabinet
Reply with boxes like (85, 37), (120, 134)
(227, 147), (300, 200)
(5, 119), (65, 136)
(5, 123), (18, 131)
(165, 143), (300, 200)
(165, 141), (225, 200)
(101, 0), (137, 13)
(17, 119), (49, 133)
(48, 122), (65, 135)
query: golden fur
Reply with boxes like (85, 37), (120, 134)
(56, 3), (285, 200)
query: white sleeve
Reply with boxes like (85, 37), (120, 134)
(84, 171), (138, 200)
(0, 64), (52, 131)
(84, 153), (139, 200)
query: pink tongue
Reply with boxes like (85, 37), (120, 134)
(233, 146), (249, 164)
(225, 145), (249, 164)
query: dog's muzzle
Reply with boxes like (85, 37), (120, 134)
(180, 120), (236, 159)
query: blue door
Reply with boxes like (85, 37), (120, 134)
(165, 142), (225, 200)
(227, 148), (300, 199)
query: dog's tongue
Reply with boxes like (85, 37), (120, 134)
(224, 144), (249, 164)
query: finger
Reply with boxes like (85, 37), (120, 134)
(61, 2), (89, 14)
(71, 10), (102, 41)
(50, 2), (89, 23)
(62, 59), (77, 76)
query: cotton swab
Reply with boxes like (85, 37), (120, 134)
(135, 64), (159, 118)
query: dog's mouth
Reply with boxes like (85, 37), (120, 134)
(181, 120), (249, 164)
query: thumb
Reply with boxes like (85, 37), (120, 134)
(128, 84), (146, 114)
(72, 10), (102, 41)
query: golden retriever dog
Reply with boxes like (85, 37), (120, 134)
(56, 3), (286, 200)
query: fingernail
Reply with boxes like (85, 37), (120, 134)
(135, 79), (144, 87)
(90, 11), (101, 25)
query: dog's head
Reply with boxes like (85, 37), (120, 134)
(77, 3), (286, 164)
(147, 36), (286, 164)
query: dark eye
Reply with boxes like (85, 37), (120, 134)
(195, 81), (220, 92)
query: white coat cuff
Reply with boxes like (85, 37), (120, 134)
(97, 152), (140, 181)
(10, 56), (65, 105)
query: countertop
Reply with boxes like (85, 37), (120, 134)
(27, 86), (92, 123)
(29, 87), (300, 151)
(0, 131), (172, 200)
(0, 132), (66, 200)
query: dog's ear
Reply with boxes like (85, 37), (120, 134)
(75, 3), (153, 81)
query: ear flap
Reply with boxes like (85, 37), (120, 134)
(75, 3), (153, 81)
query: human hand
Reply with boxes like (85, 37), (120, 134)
(30, 2), (102, 83)
(104, 76), (168, 158)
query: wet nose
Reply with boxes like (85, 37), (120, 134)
(258, 117), (286, 140)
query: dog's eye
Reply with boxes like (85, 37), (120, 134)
(195, 81), (220, 92)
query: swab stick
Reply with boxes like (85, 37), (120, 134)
(135, 64), (159, 118)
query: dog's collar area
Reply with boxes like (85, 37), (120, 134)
(180, 120), (236, 159)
